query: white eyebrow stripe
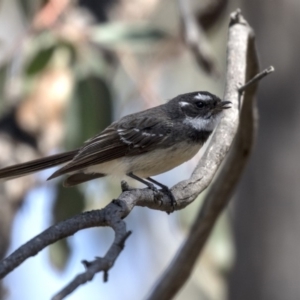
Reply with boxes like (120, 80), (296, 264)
(194, 93), (212, 101)
(179, 101), (190, 107)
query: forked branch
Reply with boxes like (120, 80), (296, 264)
(147, 9), (274, 297)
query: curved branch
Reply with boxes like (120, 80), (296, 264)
(146, 10), (273, 300)
(0, 189), (141, 279)
(170, 11), (248, 206)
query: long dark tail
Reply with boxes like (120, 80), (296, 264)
(0, 150), (78, 180)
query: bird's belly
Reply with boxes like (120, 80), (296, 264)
(127, 142), (201, 177)
(86, 142), (201, 178)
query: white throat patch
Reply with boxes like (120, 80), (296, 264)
(183, 114), (221, 131)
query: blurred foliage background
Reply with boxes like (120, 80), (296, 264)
(0, 0), (299, 300)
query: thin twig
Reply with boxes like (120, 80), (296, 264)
(52, 231), (132, 300)
(238, 66), (274, 93)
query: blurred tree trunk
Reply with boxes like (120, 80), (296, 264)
(229, 1), (300, 299)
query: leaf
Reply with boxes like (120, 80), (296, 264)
(25, 46), (56, 76)
(52, 183), (85, 223)
(66, 75), (113, 149)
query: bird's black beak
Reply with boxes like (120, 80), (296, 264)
(220, 101), (232, 109)
(212, 101), (232, 114)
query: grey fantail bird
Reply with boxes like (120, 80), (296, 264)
(0, 91), (231, 205)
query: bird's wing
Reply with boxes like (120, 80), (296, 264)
(48, 114), (173, 179)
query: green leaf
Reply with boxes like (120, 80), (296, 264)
(52, 183), (85, 222)
(66, 76), (113, 149)
(25, 46), (56, 76)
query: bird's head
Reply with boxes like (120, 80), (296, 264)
(175, 91), (231, 131)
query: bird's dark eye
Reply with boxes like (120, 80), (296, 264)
(195, 101), (205, 108)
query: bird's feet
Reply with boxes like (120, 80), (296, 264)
(146, 183), (177, 211)
(146, 183), (163, 205)
(160, 186), (176, 211)
(121, 180), (131, 192)
(126, 173), (177, 211)
(146, 177), (177, 211)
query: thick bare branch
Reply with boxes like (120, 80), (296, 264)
(146, 10), (273, 300)
(169, 11), (247, 206)
(0, 189), (143, 279)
